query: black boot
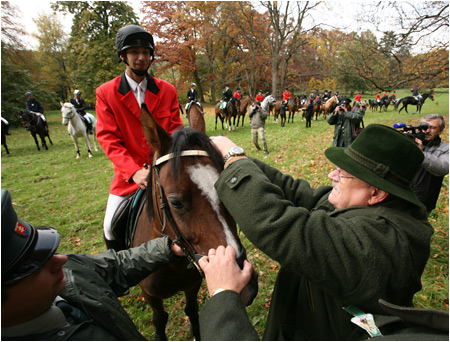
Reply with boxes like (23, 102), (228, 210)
(103, 234), (122, 252)
(87, 122), (93, 135)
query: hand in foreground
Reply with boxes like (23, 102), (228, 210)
(132, 168), (149, 189)
(199, 245), (253, 297)
(210, 136), (237, 158)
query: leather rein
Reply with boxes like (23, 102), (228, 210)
(152, 150), (210, 278)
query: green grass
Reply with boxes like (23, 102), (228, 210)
(2, 88), (448, 340)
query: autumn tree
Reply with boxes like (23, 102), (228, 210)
(141, 1), (210, 101)
(223, 2), (271, 97)
(260, 1), (320, 97)
(52, 1), (138, 105)
(1, 2), (58, 121)
(34, 13), (70, 101)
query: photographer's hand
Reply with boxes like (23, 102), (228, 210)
(415, 138), (423, 150)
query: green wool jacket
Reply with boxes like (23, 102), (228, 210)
(203, 158), (433, 341)
(327, 107), (364, 147)
(4, 237), (176, 341)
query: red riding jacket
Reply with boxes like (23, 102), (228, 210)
(96, 72), (183, 196)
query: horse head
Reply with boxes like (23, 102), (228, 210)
(60, 102), (76, 126)
(140, 103), (258, 305)
(17, 110), (32, 130)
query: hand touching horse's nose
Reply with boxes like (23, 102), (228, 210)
(199, 245), (253, 298)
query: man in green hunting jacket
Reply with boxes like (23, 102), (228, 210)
(200, 124), (434, 340)
(1, 189), (183, 341)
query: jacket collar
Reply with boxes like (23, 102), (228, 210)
(118, 71), (160, 95)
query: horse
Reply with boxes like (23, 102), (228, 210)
(379, 95), (395, 112)
(322, 95), (339, 117)
(313, 100), (323, 120)
(368, 99), (380, 112)
(134, 103), (258, 340)
(1, 119), (10, 154)
(261, 94), (276, 118)
(271, 100), (282, 122)
(214, 97), (240, 131)
(237, 96), (253, 127)
(397, 92), (434, 115)
(17, 110), (53, 151)
(60, 102), (98, 159)
(186, 103), (205, 133)
(287, 95), (301, 124)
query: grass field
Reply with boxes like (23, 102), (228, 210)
(1, 88), (448, 340)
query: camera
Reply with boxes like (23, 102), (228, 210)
(393, 122), (429, 142)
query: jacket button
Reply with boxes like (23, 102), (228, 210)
(230, 177), (238, 184)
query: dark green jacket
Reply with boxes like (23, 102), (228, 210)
(3, 236), (176, 341)
(206, 158), (433, 340)
(327, 107), (364, 147)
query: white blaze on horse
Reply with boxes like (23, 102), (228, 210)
(60, 102), (98, 158)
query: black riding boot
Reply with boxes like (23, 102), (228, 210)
(103, 234), (122, 252)
(87, 122), (93, 135)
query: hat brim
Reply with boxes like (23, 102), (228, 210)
(3, 226), (60, 286)
(325, 147), (423, 208)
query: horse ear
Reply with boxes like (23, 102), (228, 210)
(140, 103), (171, 154)
(60, 102), (63, 107)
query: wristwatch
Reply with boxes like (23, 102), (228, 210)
(223, 146), (245, 164)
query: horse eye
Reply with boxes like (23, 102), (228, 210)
(169, 198), (184, 209)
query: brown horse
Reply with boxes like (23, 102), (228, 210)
(134, 104), (258, 340)
(214, 97), (240, 131)
(186, 103), (205, 133)
(236, 96), (253, 127)
(322, 95), (339, 118)
(287, 95), (301, 124)
(313, 101), (323, 120)
(17, 110), (53, 151)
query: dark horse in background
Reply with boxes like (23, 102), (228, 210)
(133, 104), (258, 340)
(17, 110), (53, 151)
(397, 92), (434, 115)
(2, 119), (10, 154)
(214, 96), (240, 131)
(379, 95), (395, 112)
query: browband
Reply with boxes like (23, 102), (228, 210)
(154, 150), (210, 166)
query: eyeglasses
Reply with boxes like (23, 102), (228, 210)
(336, 168), (355, 183)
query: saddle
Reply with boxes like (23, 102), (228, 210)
(110, 188), (146, 250)
(220, 101), (228, 110)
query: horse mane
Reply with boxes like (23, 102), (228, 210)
(169, 128), (224, 179)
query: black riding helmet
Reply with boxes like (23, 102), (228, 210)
(116, 25), (155, 76)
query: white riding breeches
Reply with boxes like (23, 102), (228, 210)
(103, 193), (126, 240)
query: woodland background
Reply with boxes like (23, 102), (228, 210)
(1, 1), (449, 124)
(1, 1), (449, 339)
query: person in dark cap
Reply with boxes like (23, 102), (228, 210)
(203, 124), (435, 340)
(1, 189), (183, 340)
(221, 84), (233, 110)
(96, 25), (183, 251)
(326, 97), (364, 146)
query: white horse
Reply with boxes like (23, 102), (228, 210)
(60, 102), (98, 158)
(261, 94), (276, 113)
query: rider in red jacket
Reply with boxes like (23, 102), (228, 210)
(283, 88), (291, 105)
(96, 25), (183, 250)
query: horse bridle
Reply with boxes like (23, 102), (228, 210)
(62, 104), (76, 122)
(152, 150), (211, 278)
(20, 112), (40, 129)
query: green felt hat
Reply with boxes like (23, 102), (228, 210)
(325, 124), (424, 208)
(1, 190), (60, 286)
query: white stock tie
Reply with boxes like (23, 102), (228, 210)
(137, 85), (143, 108)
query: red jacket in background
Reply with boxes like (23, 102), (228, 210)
(96, 72), (183, 196)
(283, 91), (291, 102)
